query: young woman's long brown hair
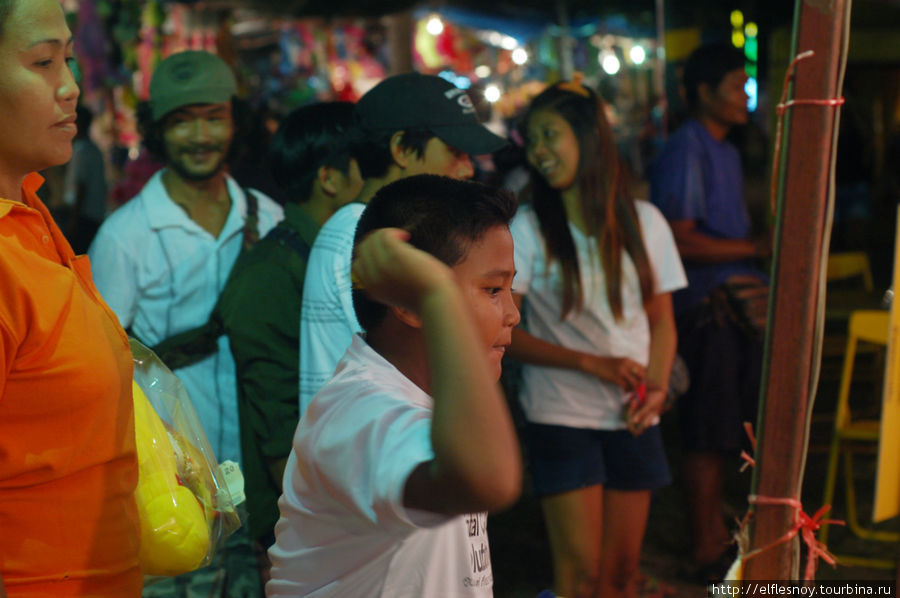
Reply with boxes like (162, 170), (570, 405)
(523, 83), (654, 320)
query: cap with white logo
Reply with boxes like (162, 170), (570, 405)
(355, 72), (506, 156)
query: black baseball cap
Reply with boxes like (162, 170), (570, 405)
(356, 72), (507, 156)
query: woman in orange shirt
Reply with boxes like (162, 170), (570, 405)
(0, 0), (142, 595)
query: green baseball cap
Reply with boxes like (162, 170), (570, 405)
(149, 51), (237, 121)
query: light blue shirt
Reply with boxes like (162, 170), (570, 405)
(89, 170), (283, 465)
(298, 202), (365, 415)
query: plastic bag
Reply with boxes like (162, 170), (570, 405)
(130, 338), (241, 577)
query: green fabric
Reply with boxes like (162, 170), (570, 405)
(218, 202), (320, 543)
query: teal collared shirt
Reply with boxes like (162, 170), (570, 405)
(218, 202), (320, 542)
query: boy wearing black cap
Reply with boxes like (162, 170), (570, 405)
(269, 175), (522, 597)
(299, 72), (507, 414)
(89, 50), (283, 597)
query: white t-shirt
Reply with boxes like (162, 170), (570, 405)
(299, 202), (365, 414)
(88, 171), (283, 464)
(510, 200), (687, 430)
(269, 335), (494, 598)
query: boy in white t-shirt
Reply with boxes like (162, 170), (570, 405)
(267, 175), (522, 597)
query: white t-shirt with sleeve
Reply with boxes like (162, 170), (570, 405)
(510, 200), (687, 430)
(269, 335), (494, 598)
(298, 202), (365, 415)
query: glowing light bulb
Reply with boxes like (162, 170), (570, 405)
(745, 22), (758, 38)
(731, 10), (744, 28)
(426, 15), (444, 36)
(629, 45), (646, 65)
(484, 84), (501, 103)
(474, 65), (491, 78)
(600, 52), (620, 75)
(745, 76), (758, 112)
(512, 48), (528, 65)
(500, 35), (518, 50)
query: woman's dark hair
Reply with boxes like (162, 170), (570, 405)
(352, 174), (517, 332)
(136, 96), (251, 165)
(349, 125), (434, 180)
(268, 101), (356, 202)
(683, 43), (746, 113)
(522, 83), (653, 320)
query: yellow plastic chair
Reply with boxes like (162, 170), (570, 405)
(820, 309), (897, 569)
(821, 251), (878, 379)
(827, 251), (874, 291)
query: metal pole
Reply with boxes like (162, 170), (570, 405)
(654, 0), (667, 138)
(555, 0), (573, 80)
(744, 0), (852, 580)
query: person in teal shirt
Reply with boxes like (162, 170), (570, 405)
(217, 102), (363, 573)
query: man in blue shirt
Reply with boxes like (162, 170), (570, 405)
(650, 43), (769, 582)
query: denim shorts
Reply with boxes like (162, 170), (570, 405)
(523, 422), (672, 497)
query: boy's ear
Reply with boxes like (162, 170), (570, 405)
(390, 304), (423, 329)
(389, 131), (411, 168)
(318, 165), (338, 197)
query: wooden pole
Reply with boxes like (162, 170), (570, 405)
(383, 10), (413, 75)
(744, 0), (851, 580)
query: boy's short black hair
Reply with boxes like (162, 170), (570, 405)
(136, 97), (250, 165)
(269, 101), (356, 202)
(75, 104), (93, 134)
(349, 125), (434, 180)
(683, 43), (746, 111)
(352, 175), (517, 332)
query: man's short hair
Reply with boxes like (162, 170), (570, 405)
(349, 73), (506, 179)
(683, 43), (746, 111)
(75, 104), (93, 135)
(349, 126), (434, 180)
(352, 175), (517, 332)
(269, 101), (356, 202)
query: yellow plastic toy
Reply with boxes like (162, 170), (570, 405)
(133, 380), (211, 576)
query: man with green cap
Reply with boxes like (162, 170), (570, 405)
(89, 50), (283, 598)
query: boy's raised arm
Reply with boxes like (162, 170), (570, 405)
(352, 228), (521, 515)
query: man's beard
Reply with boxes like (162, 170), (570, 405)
(166, 145), (230, 182)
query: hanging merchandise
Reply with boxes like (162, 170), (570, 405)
(73, 0), (109, 97)
(414, 18), (443, 70)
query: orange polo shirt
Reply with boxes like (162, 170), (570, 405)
(0, 174), (141, 596)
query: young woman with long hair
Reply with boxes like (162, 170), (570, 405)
(508, 79), (686, 598)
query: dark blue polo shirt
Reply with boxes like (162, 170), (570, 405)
(650, 118), (762, 315)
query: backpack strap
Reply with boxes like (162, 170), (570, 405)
(149, 185), (261, 370)
(264, 223), (311, 262)
(241, 186), (260, 250)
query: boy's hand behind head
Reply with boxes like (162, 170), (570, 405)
(352, 228), (455, 318)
